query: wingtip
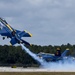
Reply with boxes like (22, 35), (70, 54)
(28, 32), (32, 37)
(24, 30), (32, 37)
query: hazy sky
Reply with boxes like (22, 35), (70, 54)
(0, 0), (75, 46)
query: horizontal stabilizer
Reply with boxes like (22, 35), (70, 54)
(18, 30), (32, 37)
(21, 39), (31, 46)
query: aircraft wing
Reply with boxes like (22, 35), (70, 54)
(0, 17), (32, 46)
(0, 17), (14, 37)
(0, 23), (12, 37)
(37, 53), (55, 59)
(0, 18), (32, 37)
(17, 30), (32, 37)
(43, 55), (55, 59)
(0, 17), (14, 32)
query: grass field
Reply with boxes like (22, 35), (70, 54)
(0, 72), (75, 75)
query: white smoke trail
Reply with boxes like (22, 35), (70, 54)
(41, 57), (75, 71)
(20, 44), (45, 65)
(20, 44), (75, 71)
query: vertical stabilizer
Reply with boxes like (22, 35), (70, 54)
(61, 48), (69, 57)
(55, 48), (61, 56)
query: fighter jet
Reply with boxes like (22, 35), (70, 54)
(0, 17), (32, 46)
(37, 48), (69, 62)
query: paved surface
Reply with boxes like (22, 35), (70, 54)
(0, 67), (75, 72)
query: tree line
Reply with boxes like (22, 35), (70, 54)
(0, 43), (75, 67)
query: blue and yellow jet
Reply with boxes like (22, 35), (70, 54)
(37, 48), (69, 62)
(0, 17), (32, 46)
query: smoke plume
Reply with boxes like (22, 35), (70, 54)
(21, 44), (75, 72)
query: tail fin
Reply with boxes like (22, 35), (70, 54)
(55, 48), (61, 56)
(61, 48), (69, 57)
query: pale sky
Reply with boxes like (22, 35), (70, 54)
(0, 0), (75, 46)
